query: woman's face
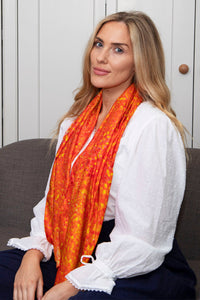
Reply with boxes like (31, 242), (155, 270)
(90, 21), (134, 93)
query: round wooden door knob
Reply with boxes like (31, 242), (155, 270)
(179, 64), (189, 74)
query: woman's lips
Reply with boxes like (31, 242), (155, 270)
(93, 67), (111, 76)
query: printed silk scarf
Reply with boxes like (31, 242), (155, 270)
(44, 83), (142, 284)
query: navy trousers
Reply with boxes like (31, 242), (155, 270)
(0, 220), (196, 300)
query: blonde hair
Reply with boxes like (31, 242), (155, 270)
(56, 11), (186, 145)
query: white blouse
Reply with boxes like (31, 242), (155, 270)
(8, 102), (186, 295)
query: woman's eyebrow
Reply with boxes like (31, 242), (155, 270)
(112, 42), (129, 48)
(95, 37), (104, 43)
(95, 36), (129, 48)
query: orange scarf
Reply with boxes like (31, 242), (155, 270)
(44, 84), (142, 284)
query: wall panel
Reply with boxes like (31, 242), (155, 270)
(39, 0), (94, 137)
(3, 0), (18, 145)
(18, 0), (39, 140)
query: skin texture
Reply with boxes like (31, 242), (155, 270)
(13, 249), (78, 300)
(13, 249), (44, 300)
(13, 21), (134, 300)
(41, 281), (78, 300)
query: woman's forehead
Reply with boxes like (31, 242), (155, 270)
(96, 21), (131, 44)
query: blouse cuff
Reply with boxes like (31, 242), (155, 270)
(7, 236), (53, 261)
(66, 258), (116, 295)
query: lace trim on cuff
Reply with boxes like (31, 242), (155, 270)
(66, 273), (113, 295)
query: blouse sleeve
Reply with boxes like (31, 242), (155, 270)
(7, 118), (72, 261)
(66, 114), (186, 294)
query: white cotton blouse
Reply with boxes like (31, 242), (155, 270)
(8, 101), (186, 295)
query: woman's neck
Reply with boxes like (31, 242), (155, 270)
(95, 86), (126, 130)
(95, 82), (133, 130)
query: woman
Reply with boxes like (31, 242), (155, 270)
(0, 11), (196, 300)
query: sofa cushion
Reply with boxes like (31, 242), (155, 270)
(176, 148), (200, 260)
(0, 139), (55, 250)
(175, 148), (200, 298)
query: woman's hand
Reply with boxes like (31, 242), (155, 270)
(42, 280), (79, 300)
(13, 249), (44, 300)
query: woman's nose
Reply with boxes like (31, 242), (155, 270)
(96, 49), (108, 63)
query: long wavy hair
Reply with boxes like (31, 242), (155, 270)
(56, 11), (186, 145)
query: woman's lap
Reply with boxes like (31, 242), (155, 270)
(0, 248), (57, 300)
(0, 240), (196, 300)
(0, 249), (25, 299)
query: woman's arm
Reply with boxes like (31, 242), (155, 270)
(7, 118), (73, 260)
(11, 119), (73, 300)
(66, 110), (186, 294)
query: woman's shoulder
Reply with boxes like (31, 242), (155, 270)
(133, 101), (170, 123)
(123, 101), (181, 146)
(119, 101), (185, 162)
(129, 101), (175, 132)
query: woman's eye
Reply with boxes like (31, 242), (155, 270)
(94, 41), (103, 48)
(115, 47), (124, 53)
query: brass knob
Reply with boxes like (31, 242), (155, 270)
(179, 64), (189, 74)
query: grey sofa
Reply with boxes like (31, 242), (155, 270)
(0, 139), (199, 298)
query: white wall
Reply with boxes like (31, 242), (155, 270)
(2, 0), (18, 146)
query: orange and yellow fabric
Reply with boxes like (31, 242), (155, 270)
(44, 84), (142, 284)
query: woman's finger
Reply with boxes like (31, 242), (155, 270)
(14, 286), (23, 300)
(37, 276), (44, 300)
